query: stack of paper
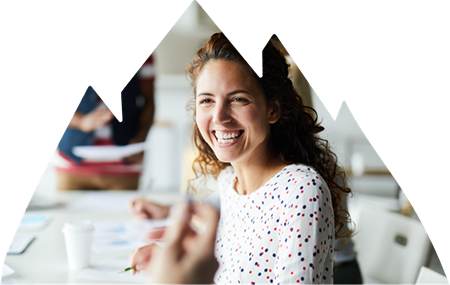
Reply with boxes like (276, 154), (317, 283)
(73, 142), (146, 162)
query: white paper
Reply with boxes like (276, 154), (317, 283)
(66, 192), (138, 213)
(94, 219), (169, 235)
(2, 263), (15, 277)
(7, 236), (35, 254)
(92, 219), (169, 252)
(76, 259), (150, 283)
(73, 142), (146, 162)
(18, 214), (51, 231)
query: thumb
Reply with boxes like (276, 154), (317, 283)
(135, 201), (144, 212)
(133, 200), (150, 219)
(192, 204), (220, 256)
(163, 201), (192, 258)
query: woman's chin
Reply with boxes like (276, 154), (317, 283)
(214, 153), (236, 164)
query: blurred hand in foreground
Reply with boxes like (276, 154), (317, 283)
(148, 201), (219, 284)
(128, 199), (170, 220)
(128, 242), (157, 275)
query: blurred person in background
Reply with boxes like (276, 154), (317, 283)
(56, 55), (155, 190)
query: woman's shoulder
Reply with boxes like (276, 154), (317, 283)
(276, 164), (329, 193)
(281, 163), (322, 179)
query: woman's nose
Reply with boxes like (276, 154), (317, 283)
(213, 103), (232, 125)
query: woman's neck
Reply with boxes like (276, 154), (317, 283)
(232, 155), (288, 195)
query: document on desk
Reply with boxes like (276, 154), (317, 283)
(7, 236), (35, 254)
(92, 219), (170, 252)
(67, 192), (138, 213)
(76, 259), (150, 283)
(18, 214), (51, 231)
(73, 142), (146, 162)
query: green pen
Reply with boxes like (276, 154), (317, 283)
(118, 266), (136, 274)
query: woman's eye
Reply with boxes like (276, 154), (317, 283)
(232, 97), (248, 103)
(199, 99), (213, 104)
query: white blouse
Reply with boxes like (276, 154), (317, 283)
(214, 164), (334, 284)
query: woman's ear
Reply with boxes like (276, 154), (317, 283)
(268, 99), (281, 124)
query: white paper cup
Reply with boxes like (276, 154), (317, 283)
(62, 220), (94, 270)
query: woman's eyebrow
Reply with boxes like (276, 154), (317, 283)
(197, 90), (250, 97)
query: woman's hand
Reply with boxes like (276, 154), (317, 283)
(147, 202), (219, 284)
(128, 199), (170, 220)
(70, 107), (113, 133)
(128, 243), (158, 275)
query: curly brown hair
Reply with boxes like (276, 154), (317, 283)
(186, 32), (353, 243)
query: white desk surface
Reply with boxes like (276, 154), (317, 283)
(3, 190), (180, 284)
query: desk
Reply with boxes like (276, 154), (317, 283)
(3, 191), (180, 284)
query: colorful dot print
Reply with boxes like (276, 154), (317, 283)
(214, 164), (334, 284)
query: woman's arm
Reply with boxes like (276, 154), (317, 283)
(273, 175), (335, 284)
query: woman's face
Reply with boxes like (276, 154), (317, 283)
(195, 60), (279, 164)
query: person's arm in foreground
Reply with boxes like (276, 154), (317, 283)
(127, 200), (210, 270)
(147, 202), (219, 284)
(274, 176), (334, 284)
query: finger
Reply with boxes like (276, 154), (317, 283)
(147, 228), (166, 240)
(162, 201), (193, 259)
(133, 200), (145, 214)
(128, 244), (154, 273)
(192, 204), (220, 250)
(135, 201), (151, 219)
(129, 200), (136, 209)
(104, 109), (113, 116)
(103, 114), (114, 122)
(135, 264), (144, 272)
(128, 250), (137, 275)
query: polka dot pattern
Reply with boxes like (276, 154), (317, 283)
(214, 164), (334, 284)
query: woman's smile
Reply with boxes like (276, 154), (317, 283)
(213, 130), (244, 146)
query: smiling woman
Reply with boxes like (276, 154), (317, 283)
(195, 60), (281, 173)
(184, 32), (354, 284)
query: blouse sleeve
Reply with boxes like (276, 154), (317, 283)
(273, 174), (334, 284)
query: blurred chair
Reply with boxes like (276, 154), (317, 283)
(416, 266), (448, 284)
(352, 205), (431, 284)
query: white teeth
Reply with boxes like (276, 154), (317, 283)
(218, 138), (235, 144)
(215, 131), (242, 143)
(215, 132), (239, 139)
